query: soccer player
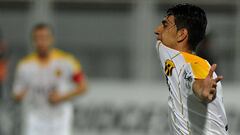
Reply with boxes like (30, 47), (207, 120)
(154, 4), (228, 135)
(13, 23), (87, 135)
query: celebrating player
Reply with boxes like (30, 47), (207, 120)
(13, 23), (87, 135)
(155, 4), (229, 134)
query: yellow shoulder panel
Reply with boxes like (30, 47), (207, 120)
(65, 54), (82, 73)
(51, 49), (82, 73)
(18, 52), (37, 67)
(51, 49), (67, 59)
(180, 52), (210, 79)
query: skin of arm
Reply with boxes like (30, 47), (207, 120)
(48, 79), (87, 105)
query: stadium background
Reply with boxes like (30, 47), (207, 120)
(0, 0), (239, 135)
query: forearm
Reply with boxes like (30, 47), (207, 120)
(192, 79), (205, 101)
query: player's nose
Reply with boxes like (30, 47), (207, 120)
(154, 28), (162, 40)
(154, 25), (163, 36)
(154, 27), (159, 34)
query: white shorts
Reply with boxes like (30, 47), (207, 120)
(23, 109), (73, 135)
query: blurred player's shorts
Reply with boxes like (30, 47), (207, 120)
(23, 106), (73, 135)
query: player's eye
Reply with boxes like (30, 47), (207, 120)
(162, 20), (168, 28)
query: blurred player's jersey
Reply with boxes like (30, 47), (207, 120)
(156, 41), (228, 135)
(13, 49), (84, 135)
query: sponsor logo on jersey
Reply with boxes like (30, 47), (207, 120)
(183, 69), (193, 89)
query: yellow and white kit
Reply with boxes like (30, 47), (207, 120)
(13, 49), (84, 135)
(156, 41), (228, 135)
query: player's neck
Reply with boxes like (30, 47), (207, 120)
(175, 43), (192, 54)
(37, 50), (51, 63)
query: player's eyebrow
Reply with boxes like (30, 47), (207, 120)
(162, 16), (174, 27)
(166, 16), (174, 25)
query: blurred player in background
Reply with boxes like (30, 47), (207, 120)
(12, 23), (87, 135)
(154, 4), (228, 135)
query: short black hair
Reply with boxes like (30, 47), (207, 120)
(167, 4), (207, 51)
(32, 23), (54, 35)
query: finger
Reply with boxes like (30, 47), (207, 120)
(212, 82), (217, 88)
(210, 88), (216, 94)
(207, 95), (212, 102)
(212, 93), (217, 101)
(207, 64), (217, 78)
(214, 76), (223, 83)
(208, 93), (215, 102)
(209, 91), (217, 101)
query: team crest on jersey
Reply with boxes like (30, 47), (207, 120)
(165, 59), (175, 76)
(55, 69), (62, 78)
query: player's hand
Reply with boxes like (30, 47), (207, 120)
(193, 64), (223, 103)
(49, 90), (63, 105)
(13, 89), (27, 102)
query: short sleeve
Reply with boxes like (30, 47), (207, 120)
(66, 55), (85, 83)
(181, 59), (211, 96)
(190, 60), (210, 79)
(180, 52), (210, 79)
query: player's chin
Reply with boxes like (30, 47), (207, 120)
(157, 39), (163, 43)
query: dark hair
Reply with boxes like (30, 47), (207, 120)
(32, 23), (54, 35)
(167, 4), (207, 51)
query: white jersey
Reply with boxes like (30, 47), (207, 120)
(156, 41), (228, 135)
(13, 49), (84, 135)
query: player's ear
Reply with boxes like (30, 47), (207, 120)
(176, 28), (188, 43)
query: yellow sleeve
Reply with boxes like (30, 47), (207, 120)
(181, 52), (210, 79)
(65, 55), (85, 83)
(190, 60), (210, 79)
(65, 55), (82, 73)
(51, 49), (85, 83)
(52, 49), (82, 73)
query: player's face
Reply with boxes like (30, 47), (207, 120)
(33, 28), (54, 55)
(155, 15), (178, 49)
